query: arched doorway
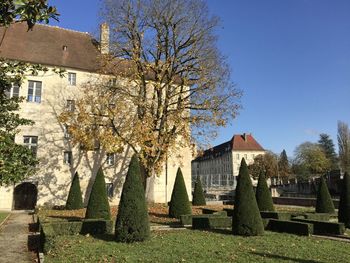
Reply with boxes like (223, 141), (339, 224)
(13, 182), (38, 210)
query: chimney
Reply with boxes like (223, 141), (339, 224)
(100, 23), (109, 54)
(243, 133), (247, 141)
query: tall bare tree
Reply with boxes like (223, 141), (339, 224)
(338, 121), (350, 173)
(60, 0), (241, 181)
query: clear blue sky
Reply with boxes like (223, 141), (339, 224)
(49, 0), (350, 158)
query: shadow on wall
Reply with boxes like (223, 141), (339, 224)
(32, 85), (130, 207)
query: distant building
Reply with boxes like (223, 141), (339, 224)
(191, 133), (265, 193)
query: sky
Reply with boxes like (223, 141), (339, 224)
(49, 0), (350, 157)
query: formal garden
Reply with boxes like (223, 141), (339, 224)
(36, 157), (350, 262)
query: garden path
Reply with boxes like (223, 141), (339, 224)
(0, 211), (34, 263)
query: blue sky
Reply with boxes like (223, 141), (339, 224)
(49, 0), (350, 158)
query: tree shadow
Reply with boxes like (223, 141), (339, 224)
(251, 252), (326, 263)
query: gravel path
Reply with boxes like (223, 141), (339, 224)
(0, 212), (34, 263)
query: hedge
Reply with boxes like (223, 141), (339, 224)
(192, 216), (232, 229)
(40, 219), (113, 253)
(180, 212), (227, 226)
(315, 176), (335, 213)
(202, 208), (226, 215)
(66, 172), (84, 210)
(291, 218), (345, 235)
(260, 211), (291, 221)
(302, 213), (331, 221)
(266, 219), (313, 236)
(256, 171), (275, 211)
(224, 208), (234, 217)
(192, 175), (206, 205)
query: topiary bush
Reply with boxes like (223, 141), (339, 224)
(232, 158), (264, 236)
(66, 172), (84, 210)
(169, 168), (192, 218)
(255, 171), (275, 212)
(192, 175), (206, 206)
(115, 154), (150, 242)
(85, 167), (111, 220)
(315, 176), (335, 213)
(338, 172), (350, 227)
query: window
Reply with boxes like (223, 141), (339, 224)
(236, 154), (240, 160)
(27, 81), (42, 103)
(68, 72), (76, 86)
(106, 183), (113, 197)
(106, 153), (115, 165)
(66, 100), (75, 112)
(63, 124), (70, 139)
(5, 83), (20, 98)
(244, 154), (248, 160)
(23, 136), (38, 157)
(64, 151), (72, 165)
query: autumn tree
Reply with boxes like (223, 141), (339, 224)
(248, 151), (278, 179)
(60, 0), (241, 183)
(292, 142), (331, 180)
(338, 121), (350, 173)
(0, 1), (59, 185)
(318, 133), (338, 170)
(278, 149), (290, 180)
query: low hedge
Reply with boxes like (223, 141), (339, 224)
(303, 213), (331, 221)
(291, 218), (345, 235)
(192, 216), (232, 229)
(223, 208), (234, 216)
(180, 212), (227, 226)
(266, 219), (313, 236)
(202, 208), (219, 214)
(260, 211), (291, 221)
(40, 219), (113, 254)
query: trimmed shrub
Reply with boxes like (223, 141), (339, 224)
(303, 213), (331, 221)
(224, 208), (234, 216)
(232, 159), (264, 236)
(291, 218), (345, 235)
(338, 172), (350, 227)
(192, 175), (206, 205)
(266, 219), (313, 236)
(260, 211), (291, 221)
(256, 171), (275, 211)
(66, 172), (84, 210)
(315, 176), (335, 213)
(115, 155), (150, 242)
(180, 212), (228, 226)
(169, 168), (192, 218)
(192, 216), (232, 229)
(85, 167), (111, 220)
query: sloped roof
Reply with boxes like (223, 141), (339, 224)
(231, 134), (264, 151)
(193, 133), (264, 161)
(0, 23), (101, 72)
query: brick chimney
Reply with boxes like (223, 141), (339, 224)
(100, 23), (109, 54)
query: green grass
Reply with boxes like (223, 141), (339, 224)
(45, 230), (350, 263)
(0, 212), (9, 225)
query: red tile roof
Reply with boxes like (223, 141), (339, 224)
(231, 134), (264, 151)
(193, 133), (264, 161)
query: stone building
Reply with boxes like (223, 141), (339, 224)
(0, 23), (192, 210)
(191, 133), (265, 195)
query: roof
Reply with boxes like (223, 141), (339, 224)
(193, 133), (264, 162)
(0, 23), (101, 72)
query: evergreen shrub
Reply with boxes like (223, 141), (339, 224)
(255, 171), (275, 211)
(115, 155), (150, 242)
(315, 176), (335, 213)
(338, 172), (350, 227)
(66, 172), (84, 210)
(192, 175), (206, 205)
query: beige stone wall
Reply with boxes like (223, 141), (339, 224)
(232, 150), (265, 176)
(0, 66), (192, 210)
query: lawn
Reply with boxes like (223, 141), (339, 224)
(44, 229), (350, 263)
(0, 212), (9, 225)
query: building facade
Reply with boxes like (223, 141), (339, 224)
(191, 133), (265, 195)
(0, 23), (192, 210)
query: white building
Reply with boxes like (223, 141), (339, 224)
(192, 133), (265, 193)
(0, 23), (192, 211)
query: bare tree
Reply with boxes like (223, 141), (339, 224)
(61, 0), (241, 182)
(338, 121), (350, 173)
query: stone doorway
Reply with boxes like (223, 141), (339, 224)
(13, 182), (38, 210)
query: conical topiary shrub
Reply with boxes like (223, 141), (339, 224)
(315, 176), (335, 213)
(338, 172), (350, 227)
(66, 172), (84, 210)
(115, 155), (150, 242)
(192, 175), (206, 206)
(169, 168), (192, 218)
(85, 167), (111, 220)
(232, 159), (264, 236)
(256, 171), (275, 212)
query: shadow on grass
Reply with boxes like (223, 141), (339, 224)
(252, 252), (325, 263)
